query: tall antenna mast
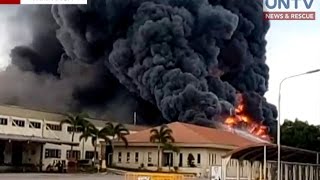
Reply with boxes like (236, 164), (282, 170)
(133, 111), (137, 125)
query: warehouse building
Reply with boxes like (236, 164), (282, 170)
(0, 105), (146, 171)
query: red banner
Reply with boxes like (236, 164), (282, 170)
(0, 0), (20, 4)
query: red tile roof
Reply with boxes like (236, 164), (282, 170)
(125, 122), (262, 147)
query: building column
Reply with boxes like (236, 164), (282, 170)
(100, 142), (106, 169)
(280, 162), (284, 180)
(237, 160), (240, 180)
(259, 162), (262, 180)
(317, 153), (319, 180)
(39, 143), (44, 172)
(310, 166), (314, 180)
(267, 163), (272, 179)
(298, 165), (302, 180)
(222, 158), (229, 180)
(173, 153), (180, 167)
(284, 164), (288, 180)
(247, 162), (252, 180)
(305, 165), (309, 180)
(263, 145), (267, 180)
(293, 165), (296, 180)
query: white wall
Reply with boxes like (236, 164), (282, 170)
(0, 115), (43, 137)
(113, 146), (159, 169)
(113, 146), (230, 177)
(0, 111), (140, 170)
(112, 146), (261, 178)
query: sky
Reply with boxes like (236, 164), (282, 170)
(265, 6), (320, 125)
(0, 4), (320, 125)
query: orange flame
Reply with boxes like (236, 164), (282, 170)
(224, 94), (270, 141)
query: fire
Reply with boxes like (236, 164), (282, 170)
(224, 94), (270, 140)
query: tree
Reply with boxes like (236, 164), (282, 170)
(104, 122), (130, 148)
(163, 143), (180, 170)
(60, 112), (89, 159)
(100, 122), (129, 168)
(79, 123), (112, 164)
(150, 124), (175, 169)
(281, 119), (320, 151)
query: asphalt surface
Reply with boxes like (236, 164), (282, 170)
(0, 173), (124, 180)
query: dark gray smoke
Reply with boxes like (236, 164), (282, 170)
(1, 0), (277, 137)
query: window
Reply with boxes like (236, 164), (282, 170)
(147, 152), (152, 163)
(85, 151), (97, 159)
(67, 126), (82, 133)
(66, 150), (80, 159)
(197, 153), (201, 164)
(211, 153), (216, 165)
(187, 153), (195, 167)
(126, 152), (130, 163)
(46, 123), (62, 131)
(179, 153), (183, 167)
(0, 118), (8, 125)
(45, 149), (61, 158)
(29, 121), (41, 129)
(135, 152), (139, 163)
(12, 119), (25, 127)
(118, 152), (122, 163)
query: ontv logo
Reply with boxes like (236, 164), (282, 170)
(263, 0), (316, 20)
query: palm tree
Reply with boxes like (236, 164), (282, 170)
(163, 143), (180, 170)
(150, 124), (175, 169)
(60, 112), (89, 159)
(79, 123), (112, 164)
(104, 122), (130, 148)
(100, 122), (129, 168)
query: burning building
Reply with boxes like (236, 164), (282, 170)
(224, 94), (271, 141)
(0, 0), (277, 139)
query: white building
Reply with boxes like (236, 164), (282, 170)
(113, 122), (320, 179)
(0, 105), (147, 171)
(112, 122), (268, 178)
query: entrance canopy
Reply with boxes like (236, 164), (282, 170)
(223, 143), (319, 164)
(0, 133), (78, 146)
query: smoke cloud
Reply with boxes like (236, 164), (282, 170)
(0, 0), (277, 136)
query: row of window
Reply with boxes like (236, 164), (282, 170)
(118, 152), (140, 163)
(117, 152), (202, 166)
(209, 153), (217, 165)
(0, 117), (81, 132)
(45, 149), (97, 159)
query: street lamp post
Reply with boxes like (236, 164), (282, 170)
(277, 69), (320, 180)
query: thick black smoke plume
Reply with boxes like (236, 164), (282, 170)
(0, 0), (277, 136)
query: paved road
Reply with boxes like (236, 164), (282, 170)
(0, 173), (123, 180)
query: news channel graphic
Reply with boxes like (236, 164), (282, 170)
(263, 0), (316, 20)
(0, 0), (87, 4)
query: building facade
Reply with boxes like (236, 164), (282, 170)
(112, 122), (268, 178)
(0, 105), (146, 171)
